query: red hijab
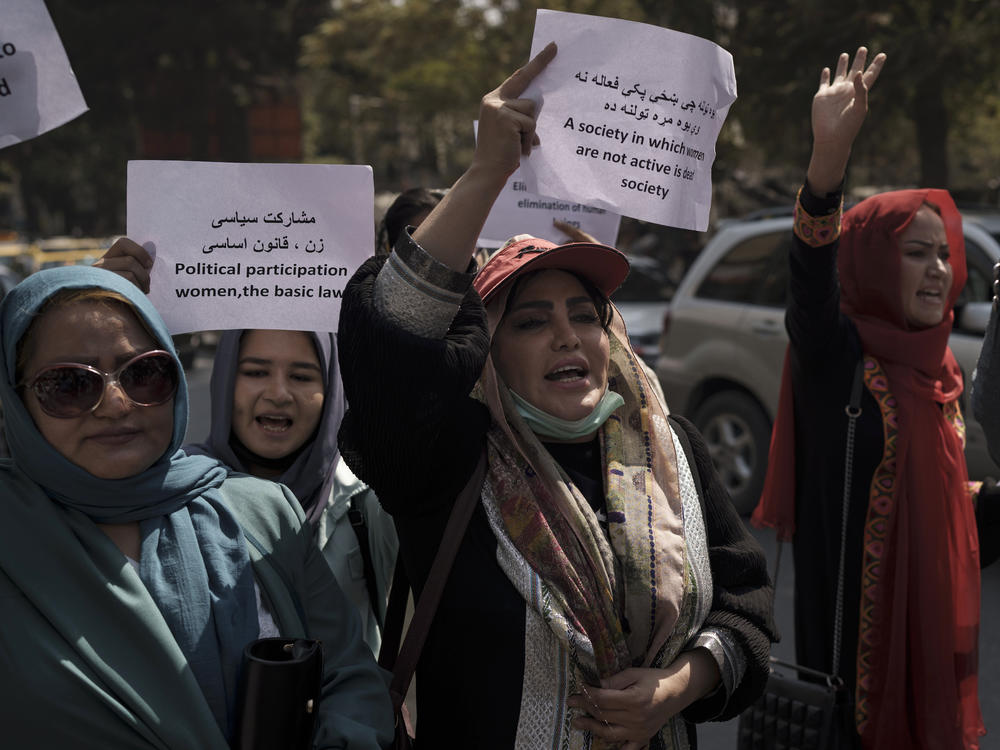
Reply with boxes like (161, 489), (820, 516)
(754, 190), (984, 748)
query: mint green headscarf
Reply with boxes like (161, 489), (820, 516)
(0, 266), (258, 739)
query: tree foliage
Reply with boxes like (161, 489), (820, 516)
(2, 0), (328, 236)
(727, 0), (1000, 193)
(2, 0), (997, 237)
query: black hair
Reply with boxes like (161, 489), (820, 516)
(377, 187), (444, 255)
(501, 269), (613, 330)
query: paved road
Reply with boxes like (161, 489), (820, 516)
(183, 351), (214, 445)
(183, 354), (1000, 748)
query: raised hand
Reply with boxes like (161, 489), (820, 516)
(414, 43), (556, 271)
(93, 237), (154, 293)
(473, 41), (557, 178)
(807, 47), (886, 195)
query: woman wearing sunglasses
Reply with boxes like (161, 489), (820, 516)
(0, 265), (393, 749)
(188, 327), (398, 655)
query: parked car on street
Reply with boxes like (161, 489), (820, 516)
(962, 208), (1000, 246)
(0, 265), (20, 300)
(613, 254), (675, 366)
(655, 212), (1000, 514)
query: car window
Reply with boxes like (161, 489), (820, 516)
(961, 236), (993, 305)
(757, 235), (793, 308)
(696, 230), (789, 306)
(614, 259), (673, 302)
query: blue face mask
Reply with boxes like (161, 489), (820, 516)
(509, 387), (625, 441)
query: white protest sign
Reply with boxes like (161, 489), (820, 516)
(0, 0), (88, 149)
(128, 161), (373, 334)
(476, 122), (621, 249)
(520, 10), (736, 232)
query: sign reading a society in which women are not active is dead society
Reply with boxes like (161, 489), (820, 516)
(518, 9), (737, 232)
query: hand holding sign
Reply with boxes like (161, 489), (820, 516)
(473, 41), (558, 178)
(93, 238), (154, 294)
(416, 43), (557, 271)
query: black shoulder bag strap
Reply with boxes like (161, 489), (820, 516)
(769, 358), (864, 680)
(347, 495), (384, 631)
(830, 357), (865, 674)
(377, 449), (488, 711)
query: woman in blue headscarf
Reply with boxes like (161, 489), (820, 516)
(0, 265), (392, 749)
(188, 328), (398, 654)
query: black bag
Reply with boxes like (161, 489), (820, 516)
(737, 361), (865, 750)
(737, 657), (848, 750)
(234, 637), (324, 750)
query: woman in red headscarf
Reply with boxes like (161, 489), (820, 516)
(753, 48), (994, 749)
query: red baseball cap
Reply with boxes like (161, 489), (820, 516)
(474, 236), (630, 306)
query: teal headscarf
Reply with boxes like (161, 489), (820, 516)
(0, 266), (259, 739)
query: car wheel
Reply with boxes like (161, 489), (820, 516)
(692, 391), (771, 515)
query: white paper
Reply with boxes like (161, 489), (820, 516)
(0, 0), (88, 149)
(520, 10), (736, 232)
(128, 161), (374, 334)
(474, 121), (621, 249)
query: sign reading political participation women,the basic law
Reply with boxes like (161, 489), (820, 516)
(519, 9), (736, 232)
(0, 0), (88, 149)
(474, 122), (622, 249)
(128, 161), (374, 335)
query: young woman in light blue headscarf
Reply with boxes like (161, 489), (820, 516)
(188, 328), (398, 654)
(0, 265), (392, 750)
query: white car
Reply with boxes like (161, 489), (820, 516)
(655, 213), (1000, 513)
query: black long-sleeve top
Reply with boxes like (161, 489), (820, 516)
(337, 240), (775, 748)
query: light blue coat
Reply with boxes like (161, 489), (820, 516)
(0, 465), (394, 750)
(317, 457), (398, 654)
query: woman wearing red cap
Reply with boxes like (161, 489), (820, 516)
(754, 48), (998, 749)
(338, 44), (774, 749)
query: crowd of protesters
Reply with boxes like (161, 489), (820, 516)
(0, 28), (997, 750)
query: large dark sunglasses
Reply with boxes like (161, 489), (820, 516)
(21, 350), (179, 419)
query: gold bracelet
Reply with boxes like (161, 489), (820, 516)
(793, 188), (843, 248)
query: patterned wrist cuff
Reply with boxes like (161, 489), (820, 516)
(794, 187), (843, 248)
(374, 227), (476, 338)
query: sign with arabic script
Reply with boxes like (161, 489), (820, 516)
(519, 9), (736, 231)
(128, 160), (374, 334)
(0, 0), (88, 149)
